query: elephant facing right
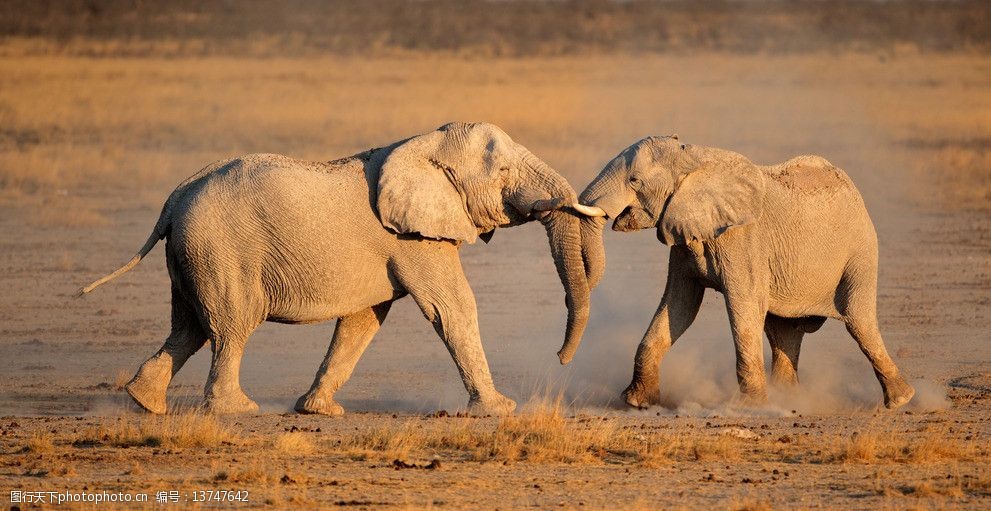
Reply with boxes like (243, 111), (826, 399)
(576, 135), (915, 410)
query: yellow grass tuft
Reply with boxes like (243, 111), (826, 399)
(689, 433), (744, 462)
(728, 499), (774, 511)
(76, 412), (238, 449)
(25, 431), (55, 453)
(903, 427), (978, 463)
(341, 397), (726, 466)
(905, 480), (965, 498)
(840, 431), (879, 463)
(274, 432), (316, 456)
(831, 427), (979, 464)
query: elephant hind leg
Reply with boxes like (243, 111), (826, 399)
(126, 288), (208, 414)
(196, 292), (265, 415)
(296, 300), (394, 416)
(763, 314), (804, 387)
(838, 267), (914, 409)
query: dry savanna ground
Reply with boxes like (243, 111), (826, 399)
(4, 397), (991, 509)
(1, 4), (990, 509)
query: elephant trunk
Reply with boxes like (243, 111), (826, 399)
(580, 216), (606, 289)
(575, 164), (629, 293)
(578, 161), (633, 220)
(542, 210), (591, 365)
(521, 149), (593, 365)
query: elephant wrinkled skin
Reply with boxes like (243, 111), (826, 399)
(579, 135), (915, 410)
(81, 122), (601, 416)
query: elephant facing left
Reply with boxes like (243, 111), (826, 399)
(80, 122), (601, 416)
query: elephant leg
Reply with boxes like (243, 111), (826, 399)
(200, 292), (262, 414)
(623, 251), (704, 408)
(839, 279), (914, 408)
(202, 331), (258, 414)
(724, 291), (770, 406)
(126, 288), (208, 414)
(845, 318), (914, 409)
(394, 247), (516, 416)
(763, 314), (803, 387)
(295, 301), (394, 416)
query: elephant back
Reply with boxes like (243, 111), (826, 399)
(764, 155), (856, 197)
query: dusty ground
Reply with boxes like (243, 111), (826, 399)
(1, 49), (989, 509)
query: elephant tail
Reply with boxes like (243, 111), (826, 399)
(77, 200), (171, 296)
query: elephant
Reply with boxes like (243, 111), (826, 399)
(575, 135), (916, 410)
(80, 122), (603, 416)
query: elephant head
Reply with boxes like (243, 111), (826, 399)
(578, 135), (767, 259)
(376, 122), (602, 364)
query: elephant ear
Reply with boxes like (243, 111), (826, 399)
(658, 161), (766, 245)
(377, 130), (478, 243)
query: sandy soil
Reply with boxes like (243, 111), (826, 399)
(1, 51), (989, 509)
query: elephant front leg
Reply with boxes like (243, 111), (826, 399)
(725, 292), (770, 406)
(396, 252), (516, 416)
(295, 301), (393, 416)
(623, 254), (704, 408)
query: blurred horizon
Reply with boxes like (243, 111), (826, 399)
(1, 0), (989, 58)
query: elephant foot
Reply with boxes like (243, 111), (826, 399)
(202, 392), (259, 415)
(466, 393), (516, 416)
(125, 358), (173, 414)
(883, 376), (915, 410)
(294, 394), (345, 416)
(622, 381), (661, 409)
(769, 369), (800, 389)
(125, 377), (168, 415)
(733, 388), (769, 408)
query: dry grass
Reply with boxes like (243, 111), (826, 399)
(829, 427), (982, 465)
(340, 398), (743, 466)
(7, 412), (989, 509)
(728, 500), (774, 511)
(343, 398), (644, 464)
(74, 412), (239, 449)
(274, 432), (316, 456)
(343, 401), (648, 463)
(24, 430), (55, 453)
(873, 471), (969, 499)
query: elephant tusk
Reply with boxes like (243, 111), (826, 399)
(571, 203), (607, 217)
